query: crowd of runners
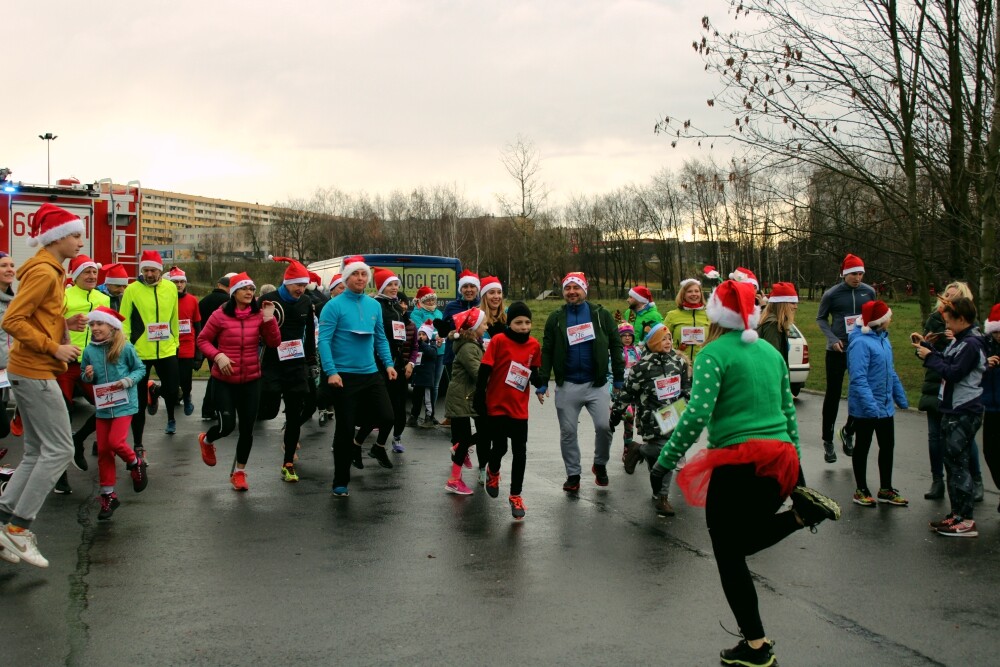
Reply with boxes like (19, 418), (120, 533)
(3, 203), (999, 667)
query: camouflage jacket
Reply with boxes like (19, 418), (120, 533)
(611, 349), (691, 440)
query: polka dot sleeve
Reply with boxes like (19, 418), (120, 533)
(657, 353), (722, 469)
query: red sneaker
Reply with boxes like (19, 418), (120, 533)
(9, 410), (22, 437)
(198, 433), (217, 467)
(230, 470), (248, 491)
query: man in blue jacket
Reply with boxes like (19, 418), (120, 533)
(318, 256), (397, 496)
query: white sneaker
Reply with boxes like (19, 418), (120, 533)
(0, 526), (48, 568)
(0, 542), (20, 564)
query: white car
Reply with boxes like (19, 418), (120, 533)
(787, 324), (810, 396)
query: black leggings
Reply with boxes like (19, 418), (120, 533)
(851, 416), (895, 490)
(983, 411), (1000, 488)
(706, 464), (801, 641)
(822, 349), (854, 443)
(487, 416), (528, 496)
(178, 357), (196, 403)
(259, 386), (313, 465)
(330, 373), (394, 488)
(450, 416), (490, 470)
(133, 356), (179, 446)
(206, 379), (261, 466)
(357, 370), (407, 442)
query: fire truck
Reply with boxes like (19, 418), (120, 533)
(0, 169), (141, 276)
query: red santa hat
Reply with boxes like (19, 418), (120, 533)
(706, 280), (761, 343)
(87, 305), (125, 330)
(728, 267), (759, 289)
(101, 263), (129, 286)
(329, 273), (344, 290)
(458, 270), (481, 291)
(479, 276), (502, 297)
(453, 307), (486, 333)
(628, 285), (652, 305)
(68, 255), (101, 282)
(985, 304), (1000, 335)
(374, 268), (400, 295)
(767, 282), (798, 303)
(704, 265), (720, 280)
(139, 250), (164, 271)
(859, 300), (891, 333)
(562, 272), (588, 294)
(269, 255), (310, 285)
(841, 253), (865, 276)
(228, 271), (255, 295)
(416, 285), (436, 302)
(26, 203), (86, 248)
(341, 255), (370, 281)
(306, 271), (322, 291)
(166, 266), (187, 282)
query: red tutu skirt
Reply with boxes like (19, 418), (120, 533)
(675, 439), (800, 507)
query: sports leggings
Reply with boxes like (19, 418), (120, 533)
(851, 416), (895, 491)
(206, 379), (260, 466)
(487, 415), (528, 496)
(450, 416), (490, 470)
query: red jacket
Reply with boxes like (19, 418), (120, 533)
(482, 332), (541, 420)
(197, 306), (281, 384)
(177, 292), (202, 359)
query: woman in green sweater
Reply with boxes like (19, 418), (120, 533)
(650, 279), (840, 667)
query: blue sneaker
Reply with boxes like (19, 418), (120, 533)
(165, 420), (176, 435)
(332, 486), (350, 497)
(183, 400), (194, 416)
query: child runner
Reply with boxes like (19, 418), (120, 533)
(846, 301), (909, 507)
(616, 322), (641, 461)
(444, 308), (488, 494)
(476, 302), (541, 520)
(410, 322), (439, 428)
(612, 323), (690, 516)
(650, 280), (840, 666)
(80, 307), (149, 520)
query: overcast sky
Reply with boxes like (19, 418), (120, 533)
(6, 1), (729, 210)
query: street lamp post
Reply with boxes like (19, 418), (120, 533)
(38, 133), (57, 184)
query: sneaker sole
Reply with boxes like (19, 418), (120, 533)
(876, 499), (908, 506)
(794, 486), (842, 520)
(852, 498), (876, 506)
(445, 484), (473, 496)
(721, 655), (777, 667)
(331, 489), (349, 497)
(937, 528), (978, 537)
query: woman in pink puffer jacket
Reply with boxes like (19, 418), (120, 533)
(196, 272), (281, 491)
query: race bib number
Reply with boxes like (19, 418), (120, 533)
(654, 398), (687, 436)
(392, 320), (407, 341)
(680, 326), (705, 345)
(94, 381), (129, 409)
(0, 369), (9, 389)
(567, 322), (596, 346)
(654, 374), (682, 402)
(844, 315), (861, 333)
(504, 361), (531, 392)
(179, 319), (192, 335)
(414, 352), (423, 365)
(146, 322), (171, 341)
(277, 339), (305, 361)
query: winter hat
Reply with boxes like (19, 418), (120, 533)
(706, 280), (761, 343)
(224, 272), (238, 279)
(704, 265), (720, 280)
(341, 255), (370, 281)
(728, 267), (759, 289)
(506, 301), (532, 322)
(617, 322), (635, 336)
(679, 278), (701, 291)
(645, 322), (670, 350)
(373, 268), (400, 295)
(26, 203), (85, 247)
(102, 263), (129, 286)
(139, 250), (163, 271)
(480, 276), (502, 297)
(860, 300), (891, 333)
(767, 282), (799, 303)
(458, 270), (481, 291)
(985, 304), (1000, 334)
(562, 272), (588, 294)
(87, 305), (125, 330)
(269, 256), (310, 285)
(166, 266), (187, 282)
(841, 253), (865, 276)
(329, 273), (344, 290)
(416, 285), (436, 302)
(228, 272), (255, 295)
(306, 271), (322, 291)
(68, 255), (101, 282)
(418, 320), (437, 340)
(628, 285), (652, 305)
(453, 307), (486, 332)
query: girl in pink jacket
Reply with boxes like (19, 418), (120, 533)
(196, 273), (281, 491)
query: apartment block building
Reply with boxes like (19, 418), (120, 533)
(140, 188), (277, 247)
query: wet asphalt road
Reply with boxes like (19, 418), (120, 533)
(2, 382), (998, 666)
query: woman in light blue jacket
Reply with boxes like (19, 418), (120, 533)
(847, 300), (909, 507)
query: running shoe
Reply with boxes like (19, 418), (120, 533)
(9, 409), (22, 437)
(852, 488), (876, 507)
(823, 440), (837, 463)
(369, 445), (394, 469)
(877, 488), (908, 506)
(0, 525), (48, 568)
(230, 470), (249, 492)
(937, 518), (978, 538)
(445, 478), (473, 495)
(72, 437), (88, 472)
(97, 492), (120, 521)
(281, 463), (299, 483)
(331, 485), (349, 497)
(791, 486), (842, 529)
(563, 475), (581, 493)
(929, 514), (958, 531)
(509, 495), (526, 519)
(129, 456), (148, 493)
(53, 473), (72, 495)
(720, 639), (776, 667)
(839, 425), (854, 457)
(924, 478), (945, 499)
(592, 463), (609, 487)
(165, 419), (176, 435)
(0, 541), (19, 564)
(392, 438), (405, 453)
(198, 433), (216, 467)
(485, 467), (501, 498)
(147, 381), (160, 415)
(405, 415), (418, 427)
(623, 442), (643, 475)
(183, 400), (195, 416)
